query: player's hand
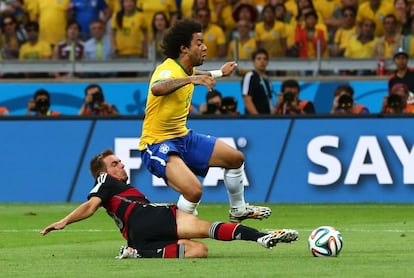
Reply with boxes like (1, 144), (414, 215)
(332, 95), (340, 109)
(220, 61), (238, 76)
(84, 93), (93, 105)
(382, 96), (388, 108)
(40, 221), (66, 236)
(192, 75), (216, 92)
(27, 99), (36, 111)
(275, 93), (284, 106)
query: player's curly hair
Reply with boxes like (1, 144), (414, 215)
(162, 19), (202, 59)
(89, 149), (114, 178)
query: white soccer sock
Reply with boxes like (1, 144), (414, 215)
(177, 195), (199, 215)
(224, 164), (246, 215)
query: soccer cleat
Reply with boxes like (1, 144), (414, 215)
(115, 246), (142, 259)
(257, 229), (299, 249)
(229, 204), (272, 223)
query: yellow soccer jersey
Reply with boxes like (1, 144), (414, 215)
(219, 4), (236, 36)
(203, 24), (226, 60)
(139, 58), (194, 150)
(356, 2), (397, 37)
(139, 0), (178, 26)
(285, 0), (298, 19)
(24, 0), (38, 22)
(313, 0), (342, 21)
(111, 11), (147, 56)
(254, 21), (287, 58)
(344, 37), (377, 58)
(227, 37), (256, 60)
(34, 0), (70, 46)
(19, 41), (52, 60)
(106, 0), (121, 13)
(333, 26), (357, 50)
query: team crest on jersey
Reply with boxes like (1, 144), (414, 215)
(158, 70), (171, 78)
(159, 144), (170, 154)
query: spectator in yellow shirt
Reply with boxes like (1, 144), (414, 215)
(344, 18), (377, 75)
(138, 0), (178, 27)
(330, 6), (358, 57)
(255, 4), (287, 58)
(111, 0), (148, 58)
(373, 14), (403, 58)
(227, 19), (256, 60)
(356, 0), (397, 37)
(34, 0), (70, 47)
(19, 21), (52, 78)
(195, 7), (227, 59)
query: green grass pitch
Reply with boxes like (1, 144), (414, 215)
(1, 203), (413, 278)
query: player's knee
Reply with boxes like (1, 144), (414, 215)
(184, 186), (202, 202)
(231, 150), (244, 168)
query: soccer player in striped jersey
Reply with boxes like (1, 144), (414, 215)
(40, 149), (298, 258)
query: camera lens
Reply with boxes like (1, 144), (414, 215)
(387, 94), (402, 109)
(338, 94), (353, 109)
(283, 91), (295, 102)
(206, 102), (220, 114)
(35, 98), (50, 111)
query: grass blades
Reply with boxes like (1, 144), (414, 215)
(1, 203), (413, 278)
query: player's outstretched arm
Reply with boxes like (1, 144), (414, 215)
(151, 75), (217, 95)
(40, 197), (101, 236)
(195, 61), (238, 78)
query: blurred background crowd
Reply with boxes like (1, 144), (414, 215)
(0, 0), (412, 79)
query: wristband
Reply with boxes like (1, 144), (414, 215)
(209, 70), (223, 79)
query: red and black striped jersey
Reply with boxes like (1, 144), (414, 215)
(88, 173), (149, 238)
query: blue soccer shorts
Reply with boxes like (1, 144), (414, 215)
(141, 130), (216, 182)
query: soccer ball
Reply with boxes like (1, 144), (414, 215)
(308, 226), (343, 257)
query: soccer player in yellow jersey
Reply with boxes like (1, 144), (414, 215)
(139, 19), (272, 222)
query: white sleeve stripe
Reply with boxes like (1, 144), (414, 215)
(242, 72), (253, 96)
(89, 173), (107, 194)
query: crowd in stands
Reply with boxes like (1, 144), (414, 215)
(0, 0), (413, 78)
(2, 0), (414, 116)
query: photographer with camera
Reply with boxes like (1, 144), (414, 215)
(199, 89), (239, 115)
(381, 83), (414, 114)
(330, 84), (369, 115)
(273, 79), (315, 115)
(79, 84), (119, 116)
(26, 89), (61, 117)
